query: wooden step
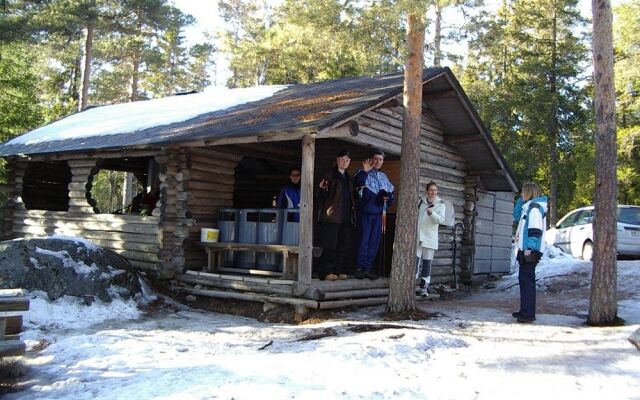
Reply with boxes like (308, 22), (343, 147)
(0, 340), (26, 357)
(0, 296), (30, 312)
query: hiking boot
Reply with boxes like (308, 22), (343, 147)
(512, 312), (521, 318)
(517, 316), (536, 323)
(322, 273), (338, 281)
(337, 274), (348, 280)
(363, 270), (379, 280)
(419, 288), (429, 297)
(355, 269), (367, 279)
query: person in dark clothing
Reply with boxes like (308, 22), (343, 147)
(130, 184), (159, 216)
(277, 168), (301, 222)
(354, 149), (394, 280)
(316, 150), (355, 281)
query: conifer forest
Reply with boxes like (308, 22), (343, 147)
(1, 0), (638, 219)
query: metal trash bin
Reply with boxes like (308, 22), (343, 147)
(282, 209), (300, 245)
(256, 208), (283, 271)
(237, 209), (259, 269)
(218, 208), (239, 267)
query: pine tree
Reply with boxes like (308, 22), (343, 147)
(387, 0), (427, 314)
(427, 0), (483, 67)
(185, 41), (217, 91)
(462, 0), (591, 220)
(219, 0), (407, 87)
(588, 0), (618, 326)
(0, 42), (42, 142)
(613, 0), (640, 205)
(143, 5), (195, 96)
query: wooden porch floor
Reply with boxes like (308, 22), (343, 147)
(172, 269), (417, 310)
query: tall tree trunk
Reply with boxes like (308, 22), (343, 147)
(130, 53), (140, 102)
(433, 2), (442, 67)
(386, 12), (425, 313)
(588, 0), (618, 325)
(78, 18), (94, 111)
(501, 0), (508, 78)
(548, 7), (559, 225)
(130, 16), (143, 102)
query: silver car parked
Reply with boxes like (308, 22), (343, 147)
(544, 205), (640, 260)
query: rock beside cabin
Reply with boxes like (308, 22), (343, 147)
(0, 237), (141, 302)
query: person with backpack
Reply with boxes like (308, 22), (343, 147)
(512, 182), (548, 323)
(416, 181), (446, 297)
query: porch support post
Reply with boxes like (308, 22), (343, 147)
(298, 134), (315, 285)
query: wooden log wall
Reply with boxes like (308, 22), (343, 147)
(460, 177), (480, 283)
(8, 156), (162, 272)
(2, 158), (18, 240)
(354, 105), (472, 285)
(21, 161), (71, 211)
(233, 173), (289, 209)
(229, 142), (301, 209)
(473, 190), (514, 276)
(179, 148), (242, 271)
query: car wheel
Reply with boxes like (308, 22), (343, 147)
(582, 241), (594, 261)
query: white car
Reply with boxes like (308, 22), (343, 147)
(545, 205), (640, 261)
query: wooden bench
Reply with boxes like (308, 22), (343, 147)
(198, 242), (322, 279)
(0, 289), (29, 358)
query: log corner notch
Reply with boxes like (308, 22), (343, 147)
(155, 148), (193, 279)
(317, 121), (359, 138)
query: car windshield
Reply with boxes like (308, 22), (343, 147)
(618, 207), (640, 225)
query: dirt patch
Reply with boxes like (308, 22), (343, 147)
(0, 358), (28, 396)
(347, 323), (423, 333)
(383, 309), (441, 321)
(296, 327), (338, 341)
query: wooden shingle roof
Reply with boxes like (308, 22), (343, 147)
(0, 68), (518, 191)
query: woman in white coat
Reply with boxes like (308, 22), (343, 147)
(416, 181), (446, 296)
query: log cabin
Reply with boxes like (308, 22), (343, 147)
(0, 68), (518, 313)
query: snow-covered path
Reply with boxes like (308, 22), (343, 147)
(5, 257), (640, 400)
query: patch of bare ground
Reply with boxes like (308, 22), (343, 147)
(0, 357), (28, 396)
(383, 309), (441, 321)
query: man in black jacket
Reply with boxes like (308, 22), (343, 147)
(316, 150), (355, 281)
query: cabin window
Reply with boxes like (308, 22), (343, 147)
(88, 157), (159, 215)
(22, 161), (71, 211)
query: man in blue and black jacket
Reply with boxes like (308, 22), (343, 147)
(354, 149), (395, 280)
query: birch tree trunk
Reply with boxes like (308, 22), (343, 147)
(386, 12), (425, 313)
(588, 0), (618, 325)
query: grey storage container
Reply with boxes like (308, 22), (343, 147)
(256, 208), (283, 271)
(218, 208), (239, 267)
(282, 209), (300, 245)
(237, 209), (259, 269)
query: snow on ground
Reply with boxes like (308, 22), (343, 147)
(5, 256), (640, 400)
